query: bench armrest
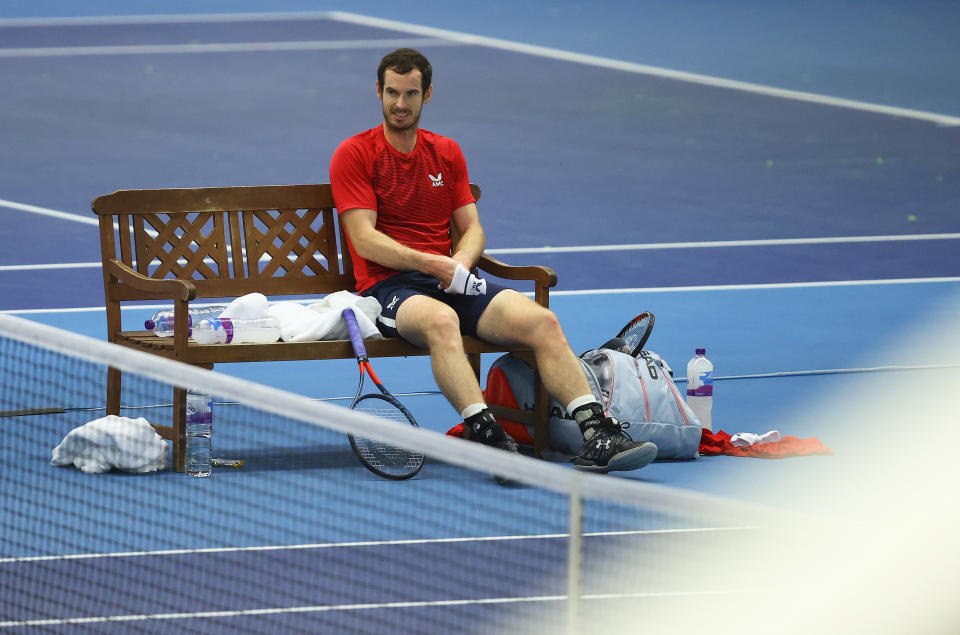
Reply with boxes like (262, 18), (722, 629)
(105, 259), (197, 302)
(476, 253), (557, 287)
(476, 252), (557, 308)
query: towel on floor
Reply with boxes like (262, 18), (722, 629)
(51, 415), (168, 474)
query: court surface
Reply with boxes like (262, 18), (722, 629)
(1, 4), (958, 631)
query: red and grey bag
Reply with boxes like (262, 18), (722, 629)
(479, 349), (704, 459)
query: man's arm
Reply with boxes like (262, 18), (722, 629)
(450, 202), (485, 271)
(340, 207), (461, 286)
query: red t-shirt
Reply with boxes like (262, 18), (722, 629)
(329, 125), (476, 292)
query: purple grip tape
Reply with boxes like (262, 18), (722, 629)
(341, 308), (368, 360)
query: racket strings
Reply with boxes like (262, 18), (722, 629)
(622, 318), (651, 349)
(352, 398), (424, 476)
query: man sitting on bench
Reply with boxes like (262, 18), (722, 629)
(329, 48), (656, 475)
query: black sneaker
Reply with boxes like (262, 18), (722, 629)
(467, 410), (520, 485)
(575, 418), (657, 473)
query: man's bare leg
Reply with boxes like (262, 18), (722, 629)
(394, 294), (484, 413)
(476, 290), (592, 407)
(476, 290), (657, 473)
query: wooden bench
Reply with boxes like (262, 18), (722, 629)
(92, 183), (557, 471)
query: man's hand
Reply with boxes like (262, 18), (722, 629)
(443, 263), (487, 295)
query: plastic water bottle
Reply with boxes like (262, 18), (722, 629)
(192, 316), (282, 345)
(686, 348), (713, 431)
(185, 391), (213, 477)
(145, 306), (226, 337)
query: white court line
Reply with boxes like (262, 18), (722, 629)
(0, 526), (743, 564)
(0, 198), (97, 226)
(2, 195), (958, 274)
(325, 11), (960, 128)
(0, 10), (956, 126)
(2, 277), (958, 316)
(0, 589), (750, 628)
(486, 233), (960, 255)
(551, 277), (960, 296)
(0, 37), (456, 58)
(0, 527), (750, 627)
(0, 10), (341, 26)
(0, 262), (101, 272)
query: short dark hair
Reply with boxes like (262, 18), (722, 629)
(377, 48), (432, 93)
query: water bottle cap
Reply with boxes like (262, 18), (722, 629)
(145, 320), (156, 329)
(695, 348), (706, 355)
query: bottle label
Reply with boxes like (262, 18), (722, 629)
(687, 371), (713, 397)
(220, 318), (235, 344)
(186, 394), (212, 424)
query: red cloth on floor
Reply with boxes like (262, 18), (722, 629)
(699, 429), (833, 458)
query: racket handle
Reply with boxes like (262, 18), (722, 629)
(341, 308), (368, 360)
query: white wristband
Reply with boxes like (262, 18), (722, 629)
(444, 263), (487, 295)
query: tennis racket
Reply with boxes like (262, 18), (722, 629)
(342, 308), (424, 480)
(615, 311), (655, 356)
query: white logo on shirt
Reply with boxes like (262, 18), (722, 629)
(429, 172), (444, 187)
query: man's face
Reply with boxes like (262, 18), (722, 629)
(378, 69), (432, 133)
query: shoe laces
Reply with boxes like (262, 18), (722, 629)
(597, 417), (633, 439)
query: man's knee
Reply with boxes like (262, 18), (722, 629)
(398, 299), (462, 348)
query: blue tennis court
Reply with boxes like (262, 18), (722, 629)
(2, 3), (959, 631)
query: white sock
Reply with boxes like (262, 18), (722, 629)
(566, 394), (598, 415)
(460, 403), (487, 420)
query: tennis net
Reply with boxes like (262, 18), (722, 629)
(0, 313), (785, 633)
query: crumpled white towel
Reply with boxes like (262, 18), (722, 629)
(269, 291), (382, 342)
(730, 430), (782, 447)
(51, 415), (168, 474)
(219, 291), (381, 342)
(220, 292), (270, 320)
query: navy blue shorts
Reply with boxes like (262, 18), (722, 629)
(362, 271), (510, 338)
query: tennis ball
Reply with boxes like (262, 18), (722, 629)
(144, 65), (155, 74)
(937, 175), (944, 182)
(875, 157), (885, 165)
(907, 214), (917, 222)
(765, 159), (774, 168)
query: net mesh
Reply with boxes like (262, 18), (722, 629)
(0, 314), (779, 633)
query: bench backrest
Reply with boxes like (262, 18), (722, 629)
(92, 183), (482, 301)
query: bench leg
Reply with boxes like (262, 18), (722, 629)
(467, 352), (482, 381)
(106, 366), (121, 415)
(532, 369), (550, 458)
(172, 386), (187, 473)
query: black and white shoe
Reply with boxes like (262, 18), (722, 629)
(575, 419), (657, 473)
(467, 410), (520, 485)
(573, 404), (656, 473)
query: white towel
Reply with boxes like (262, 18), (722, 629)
(220, 292), (270, 320)
(51, 415), (168, 474)
(730, 430), (782, 447)
(217, 291), (381, 342)
(266, 291), (381, 342)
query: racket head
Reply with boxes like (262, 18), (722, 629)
(348, 393), (424, 480)
(615, 312), (655, 356)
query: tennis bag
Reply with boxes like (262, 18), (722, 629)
(486, 349), (704, 459)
